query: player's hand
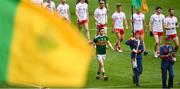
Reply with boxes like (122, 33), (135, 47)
(111, 28), (115, 33)
(78, 20), (82, 23)
(95, 19), (98, 23)
(111, 30), (114, 33)
(111, 47), (115, 51)
(126, 25), (128, 29)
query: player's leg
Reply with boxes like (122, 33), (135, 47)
(153, 34), (159, 58)
(115, 31), (121, 52)
(96, 24), (101, 36)
(118, 32), (124, 52)
(77, 21), (82, 32)
(119, 30), (125, 52)
(104, 26), (107, 36)
(84, 22), (91, 42)
(99, 60), (105, 73)
(173, 36), (179, 52)
(102, 55), (108, 81)
(158, 35), (163, 56)
(168, 63), (174, 88)
(96, 55), (103, 79)
(140, 32), (148, 55)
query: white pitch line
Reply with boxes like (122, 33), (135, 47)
(104, 82), (179, 88)
(106, 83), (161, 88)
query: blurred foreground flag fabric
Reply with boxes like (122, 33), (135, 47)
(131, 0), (149, 13)
(0, 0), (92, 87)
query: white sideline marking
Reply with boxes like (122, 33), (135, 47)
(107, 83), (161, 88)
(106, 82), (179, 88)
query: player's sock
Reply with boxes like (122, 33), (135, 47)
(102, 73), (108, 81)
(102, 72), (106, 76)
(96, 72), (101, 79)
(97, 72), (100, 75)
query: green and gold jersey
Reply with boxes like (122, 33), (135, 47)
(93, 35), (109, 55)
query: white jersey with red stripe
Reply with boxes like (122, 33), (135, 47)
(48, 1), (56, 14)
(57, 3), (69, 20)
(150, 14), (165, 32)
(31, 0), (43, 6)
(112, 12), (126, 29)
(76, 2), (88, 21)
(131, 13), (145, 32)
(94, 7), (107, 25)
(165, 16), (178, 35)
(43, 1), (56, 14)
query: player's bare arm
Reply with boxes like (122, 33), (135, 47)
(87, 8), (89, 22)
(112, 19), (115, 33)
(107, 41), (114, 50)
(75, 10), (80, 20)
(149, 18), (153, 32)
(176, 21), (179, 28)
(130, 19), (133, 31)
(68, 9), (71, 21)
(143, 20), (147, 33)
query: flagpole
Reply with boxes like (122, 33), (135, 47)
(131, 4), (137, 84)
(131, 5), (134, 37)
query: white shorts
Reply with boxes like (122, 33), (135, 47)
(97, 54), (106, 62)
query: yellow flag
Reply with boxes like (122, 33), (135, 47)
(132, 0), (149, 13)
(140, 0), (149, 13)
(0, 0), (93, 87)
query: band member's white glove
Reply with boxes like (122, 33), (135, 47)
(172, 57), (176, 62)
(133, 49), (137, 53)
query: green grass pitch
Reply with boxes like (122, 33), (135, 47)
(53, 0), (180, 88)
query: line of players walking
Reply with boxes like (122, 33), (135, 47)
(31, 0), (179, 88)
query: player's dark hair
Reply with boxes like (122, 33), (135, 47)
(117, 3), (122, 8)
(76, 0), (88, 4)
(168, 8), (175, 12)
(155, 6), (162, 10)
(98, 0), (106, 3)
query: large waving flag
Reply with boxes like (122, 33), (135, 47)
(0, 0), (92, 87)
(131, 0), (149, 13)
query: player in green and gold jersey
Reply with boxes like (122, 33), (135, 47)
(93, 29), (114, 81)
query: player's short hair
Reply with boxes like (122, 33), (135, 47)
(76, 0), (88, 4)
(116, 3), (122, 8)
(155, 6), (162, 10)
(168, 8), (175, 12)
(99, 0), (105, 4)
